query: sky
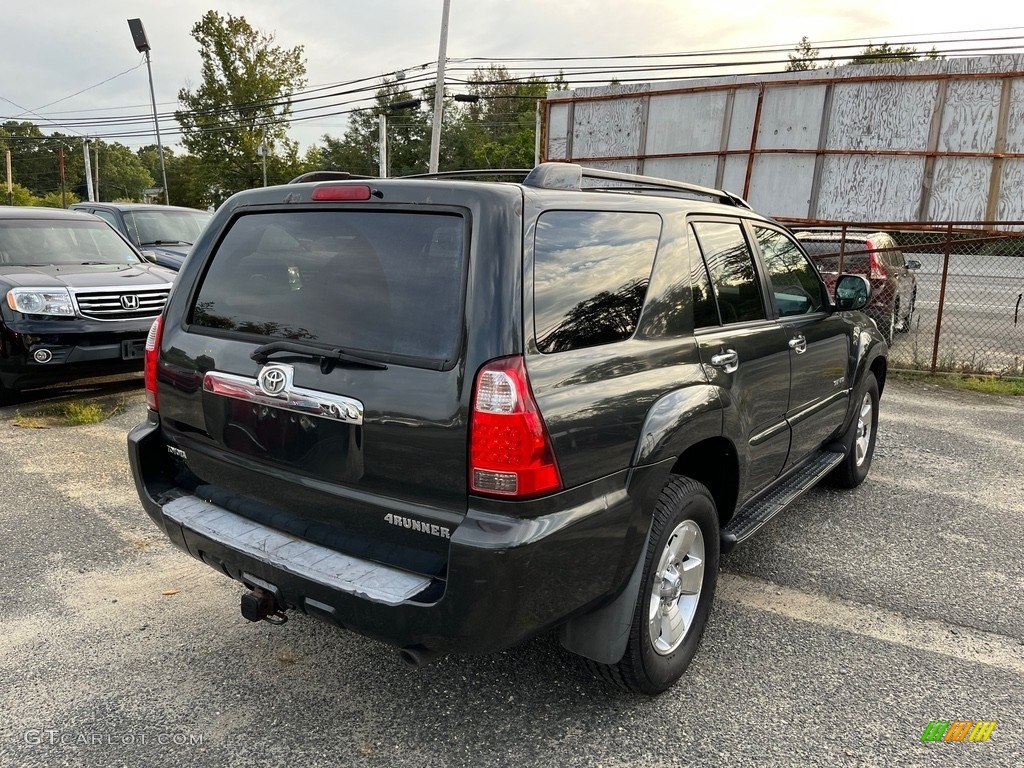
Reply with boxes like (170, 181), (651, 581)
(5, 0), (1024, 155)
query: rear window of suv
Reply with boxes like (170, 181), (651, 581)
(190, 210), (466, 368)
(799, 239), (870, 275)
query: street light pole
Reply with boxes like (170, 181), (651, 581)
(428, 0), (451, 174)
(128, 19), (170, 205)
(378, 113), (388, 178)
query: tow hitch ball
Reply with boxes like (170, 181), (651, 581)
(240, 587), (288, 625)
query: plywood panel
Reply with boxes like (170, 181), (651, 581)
(571, 93), (646, 161)
(721, 156), (749, 198)
(817, 155), (924, 221)
(756, 85), (826, 150)
(544, 102), (570, 161)
(927, 158), (991, 221)
(725, 87), (759, 151)
(997, 159), (1024, 222)
(643, 157), (718, 188)
(1002, 78), (1024, 153)
(938, 79), (1000, 153)
(828, 80), (936, 150)
(747, 156), (816, 218)
(646, 91), (727, 154)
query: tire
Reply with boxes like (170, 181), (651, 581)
(897, 295), (915, 334)
(829, 373), (879, 489)
(876, 304), (896, 345)
(588, 476), (720, 695)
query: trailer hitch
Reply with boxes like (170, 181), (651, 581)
(240, 587), (288, 625)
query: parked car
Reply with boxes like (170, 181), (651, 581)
(795, 230), (920, 343)
(69, 202), (212, 271)
(0, 207), (175, 404)
(128, 163), (887, 695)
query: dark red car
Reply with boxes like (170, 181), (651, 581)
(796, 230), (920, 343)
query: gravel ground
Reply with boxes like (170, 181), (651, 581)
(0, 375), (1021, 768)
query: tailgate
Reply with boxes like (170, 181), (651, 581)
(155, 206), (471, 576)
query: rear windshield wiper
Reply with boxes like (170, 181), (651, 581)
(250, 340), (387, 370)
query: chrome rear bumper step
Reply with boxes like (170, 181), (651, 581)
(162, 495), (431, 606)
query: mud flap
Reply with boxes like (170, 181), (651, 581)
(558, 529), (651, 665)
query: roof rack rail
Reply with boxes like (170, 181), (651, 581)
(523, 162), (751, 208)
(288, 170), (374, 184)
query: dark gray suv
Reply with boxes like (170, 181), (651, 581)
(128, 163), (886, 694)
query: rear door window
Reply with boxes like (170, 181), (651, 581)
(190, 210), (467, 369)
(533, 211), (661, 353)
(691, 220), (767, 324)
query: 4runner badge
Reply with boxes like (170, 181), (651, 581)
(257, 363), (292, 397)
(384, 513), (451, 539)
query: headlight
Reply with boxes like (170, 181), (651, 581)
(6, 288), (75, 316)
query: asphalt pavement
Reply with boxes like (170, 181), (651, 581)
(0, 376), (1021, 768)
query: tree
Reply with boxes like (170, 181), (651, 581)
(786, 37), (820, 71)
(315, 80), (431, 177)
(452, 66), (551, 169)
(90, 141), (154, 201)
(176, 11), (307, 196)
(849, 42), (941, 65)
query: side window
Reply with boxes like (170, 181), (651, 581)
(534, 211), (661, 353)
(691, 220), (766, 325)
(690, 244), (718, 329)
(92, 210), (119, 229)
(753, 226), (825, 317)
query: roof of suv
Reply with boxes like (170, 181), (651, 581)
(69, 202), (206, 214)
(0, 206), (92, 221)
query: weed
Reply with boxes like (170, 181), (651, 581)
(11, 397), (125, 428)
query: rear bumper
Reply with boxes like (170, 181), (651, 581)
(127, 416), (659, 656)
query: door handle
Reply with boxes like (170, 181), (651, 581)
(710, 349), (739, 373)
(789, 335), (807, 354)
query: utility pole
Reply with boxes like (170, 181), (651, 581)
(378, 113), (387, 178)
(59, 146), (66, 208)
(5, 150), (12, 206)
(428, 0), (451, 174)
(259, 125), (268, 187)
(83, 139), (95, 202)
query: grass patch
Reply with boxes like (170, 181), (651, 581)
(891, 370), (1024, 396)
(12, 397), (126, 428)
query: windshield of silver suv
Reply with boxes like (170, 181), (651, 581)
(125, 208), (211, 247)
(0, 217), (143, 266)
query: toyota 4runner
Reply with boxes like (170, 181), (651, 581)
(128, 163), (886, 694)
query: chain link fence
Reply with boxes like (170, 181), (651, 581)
(786, 221), (1024, 378)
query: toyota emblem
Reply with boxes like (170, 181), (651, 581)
(121, 294), (141, 310)
(257, 364), (290, 397)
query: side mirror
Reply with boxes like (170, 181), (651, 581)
(140, 249), (159, 264)
(906, 259), (921, 270)
(834, 274), (871, 311)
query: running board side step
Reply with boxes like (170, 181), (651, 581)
(720, 450), (845, 554)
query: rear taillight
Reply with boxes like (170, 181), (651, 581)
(144, 314), (163, 411)
(469, 356), (562, 499)
(867, 244), (887, 281)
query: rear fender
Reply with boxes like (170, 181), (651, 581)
(559, 386), (723, 664)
